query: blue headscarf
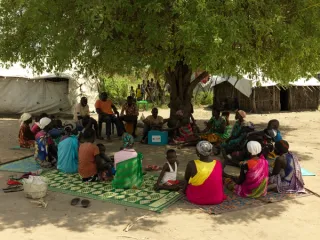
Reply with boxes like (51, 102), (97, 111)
(122, 133), (134, 148)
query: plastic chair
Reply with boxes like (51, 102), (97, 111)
(137, 100), (148, 111)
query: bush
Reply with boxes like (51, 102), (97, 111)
(99, 76), (130, 106)
(193, 91), (213, 106)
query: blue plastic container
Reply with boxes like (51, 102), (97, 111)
(148, 130), (168, 145)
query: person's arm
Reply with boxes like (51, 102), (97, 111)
(271, 156), (286, 176)
(183, 161), (196, 193)
(25, 127), (35, 140)
(235, 163), (248, 185)
(134, 105), (139, 116)
(75, 104), (82, 120)
(111, 104), (119, 115)
(120, 105), (125, 116)
(190, 114), (196, 125)
(154, 163), (169, 190)
(217, 120), (226, 134)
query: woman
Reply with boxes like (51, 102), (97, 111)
(269, 140), (305, 193)
(18, 113), (35, 148)
(112, 133), (143, 189)
(57, 123), (79, 173)
(224, 141), (269, 198)
(184, 141), (226, 205)
(221, 110), (253, 154)
(34, 117), (57, 168)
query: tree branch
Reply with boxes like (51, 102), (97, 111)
(187, 71), (209, 95)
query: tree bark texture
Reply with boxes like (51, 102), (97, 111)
(165, 61), (208, 122)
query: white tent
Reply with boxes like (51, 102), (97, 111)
(0, 63), (98, 115)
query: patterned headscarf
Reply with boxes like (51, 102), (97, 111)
(20, 113), (32, 126)
(238, 110), (246, 118)
(247, 141), (262, 155)
(196, 141), (213, 157)
(122, 132), (134, 148)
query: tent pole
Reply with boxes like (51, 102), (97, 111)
(252, 88), (257, 113)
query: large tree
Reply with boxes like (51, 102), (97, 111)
(1, 0), (320, 118)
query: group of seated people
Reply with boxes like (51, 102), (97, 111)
(17, 97), (306, 206)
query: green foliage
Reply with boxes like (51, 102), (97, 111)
(193, 91), (213, 106)
(1, 0), (320, 83)
(99, 76), (130, 106)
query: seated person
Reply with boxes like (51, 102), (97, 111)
(74, 96), (100, 138)
(112, 133), (143, 189)
(35, 117), (57, 168)
(57, 123), (79, 173)
(95, 92), (123, 141)
(201, 109), (226, 143)
(119, 96), (139, 138)
(224, 141), (269, 198)
(19, 113), (35, 148)
(78, 128), (102, 182)
(31, 113), (48, 135)
(221, 110), (254, 154)
(184, 141), (226, 205)
(173, 118), (199, 144)
(269, 140), (305, 193)
(141, 108), (166, 143)
(49, 116), (64, 145)
(268, 119), (282, 142)
(154, 149), (180, 191)
(96, 143), (114, 181)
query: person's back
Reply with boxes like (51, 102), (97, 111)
(58, 136), (79, 173)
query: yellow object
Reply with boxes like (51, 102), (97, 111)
(189, 160), (216, 186)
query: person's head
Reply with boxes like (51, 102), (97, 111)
(151, 78), (154, 82)
(80, 97), (88, 107)
(268, 119), (280, 130)
(275, 140), (289, 156)
(143, 80), (145, 84)
(52, 119), (63, 128)
(137, 84), (141, 88)
(247, 141), (262, 157)
(131, 86), (134, 89)
(100, 92), (108, 101)
(64, 122), (78, 136)
(175, 109), (184, 120)
(127, 96), (134, 106)
(122, 132), (134, 149)
(196, 141), (213, 160)
(235, 110), (246, 121)
(151, 107), (158, 118)
(20, 113), (32, 125)
(39, 117), (52, 131)
(97, 143), (106, 153)
(82, 128), (96, 143)
(213, 108), (221, 119)
(147, 80), (150, 83)
(166, 149), (177, 164)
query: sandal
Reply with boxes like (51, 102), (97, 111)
(71, 198), (80, 206)
(3, 185), (23, 193)
(7, 179), (22, 186)
(81, 199), (90, 208)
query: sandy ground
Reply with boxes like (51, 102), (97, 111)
(1, 109), (320, 240)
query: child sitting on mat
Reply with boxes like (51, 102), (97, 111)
(154, 149), (180, 191)
(96, 143), (114, 181)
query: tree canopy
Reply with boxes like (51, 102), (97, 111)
(1, 0), (320, 82)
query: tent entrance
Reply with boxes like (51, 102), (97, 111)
(280, 88), (289, 111)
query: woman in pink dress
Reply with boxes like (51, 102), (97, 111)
(184, 141), (226, 205)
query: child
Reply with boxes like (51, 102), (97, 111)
(96, 143), (114, 180)
(268, 119), (282, 142)
(154, 149), (180, 191)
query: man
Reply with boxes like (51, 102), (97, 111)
(119, 96), (139, 138)
(95, 92), (123, 141)
(74, 97), (100, 138)
(141, 108), (167, 143)
(141, 80), (146, 100)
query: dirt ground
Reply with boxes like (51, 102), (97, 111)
(1, 109), (320, 240)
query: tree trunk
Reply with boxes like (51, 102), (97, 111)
(165, 61), (208, 125)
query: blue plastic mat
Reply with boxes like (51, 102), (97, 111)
(0, 157), (41, 173)
(301, 168), (316, 176)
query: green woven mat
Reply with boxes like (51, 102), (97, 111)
(42, 170), (182, 213)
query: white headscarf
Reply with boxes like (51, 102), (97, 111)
(247, 141), (262, 156)
(39, 117), (52, 129)
(20, 113), (32, 123)
(196, 141), (213, 157)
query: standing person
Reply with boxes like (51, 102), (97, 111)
(95, 92), (123, 141)
(184, 141), (226, 205)
(78, 128), (104, 182)
(141, 108), (166, 143)
(269, 140), (305, 193)
(73, 97), (100, 137)
(18, 113), (35, 148)
(112, 133), (143, 189)
(57, 124), (79, 173)
(224, 141), (269, 198)
(141, 80), (146, 100)
(136, 84), (142, 101)
(130, 86), (135, 98)
(119, 96), (139, 138)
